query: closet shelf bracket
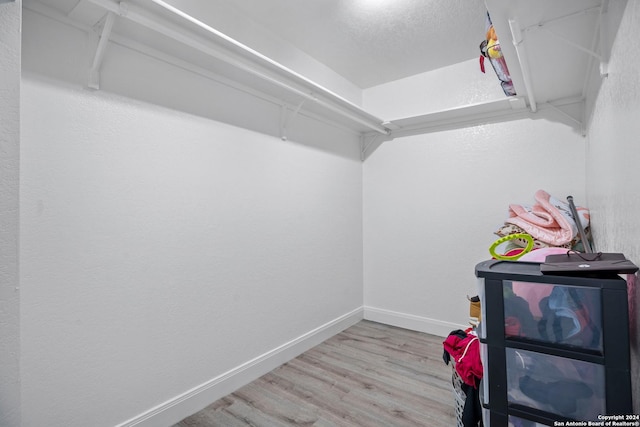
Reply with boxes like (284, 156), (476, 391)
(536, 27), (602, 62)
(509, 19), (537, 113)
(598, 0), (610, 78)
(280, 100), (306, 141)
(361, 133), (387, 161)
(542, 97), (585, 135)
(520, 2), (609, 79)
(88, 11), (117, 90)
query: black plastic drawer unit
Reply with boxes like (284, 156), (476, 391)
(475, 260), (632, 426)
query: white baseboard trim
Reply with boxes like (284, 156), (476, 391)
(116, 307), (364, 427)
(363, 306), (466, 338)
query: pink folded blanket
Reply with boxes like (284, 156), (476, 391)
(506, 190), (590, 246)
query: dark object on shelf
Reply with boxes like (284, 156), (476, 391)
(541, 251), (638, 275)
(566, 195), (593, 253)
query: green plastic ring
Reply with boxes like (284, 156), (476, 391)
(489, 233), (534, 260)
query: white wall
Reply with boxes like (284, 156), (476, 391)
(20, 10), (363, 427)
(363, 61), (586, 334)
(585, 0), (640, 412)
(0, 2), (21, 427)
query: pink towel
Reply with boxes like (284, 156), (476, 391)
(506, 190), (589, 246)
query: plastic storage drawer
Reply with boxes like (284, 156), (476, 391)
(505, 348), (605, 420)
(502, 280), (603, 352)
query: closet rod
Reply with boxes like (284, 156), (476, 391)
(87, 0), (389, 135)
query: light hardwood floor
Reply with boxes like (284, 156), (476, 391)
(174, 320), (457, 427)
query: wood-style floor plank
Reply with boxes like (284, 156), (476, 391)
(174, 320), (456, 427)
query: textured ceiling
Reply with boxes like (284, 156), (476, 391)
(213, 0), (489, 88)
